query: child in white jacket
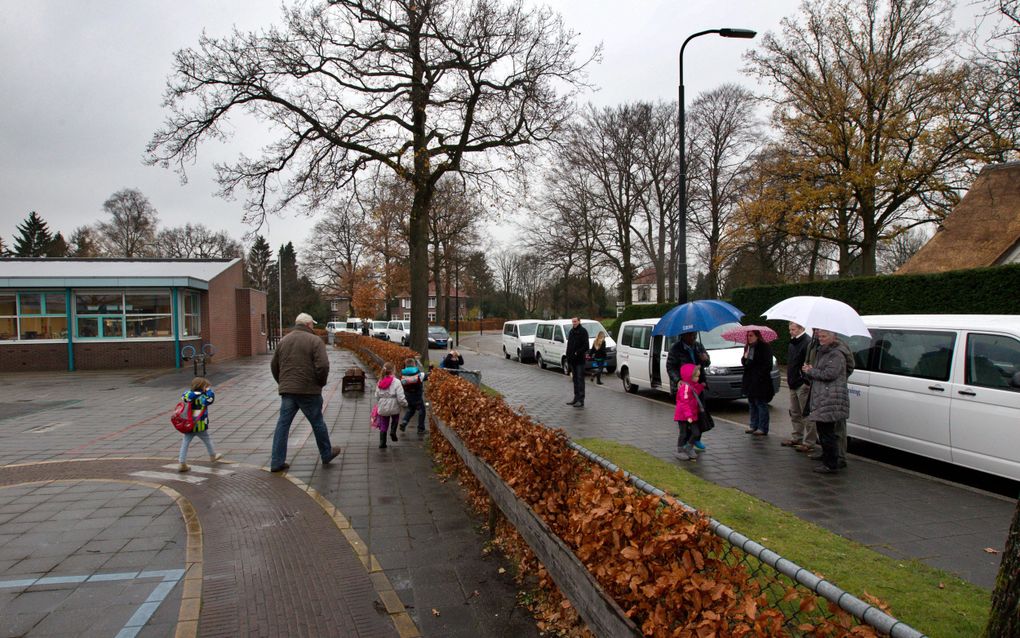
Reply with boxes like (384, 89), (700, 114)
(375, 362), (407, 448)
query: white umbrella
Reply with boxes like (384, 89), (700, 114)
(762, 296), (871, 338)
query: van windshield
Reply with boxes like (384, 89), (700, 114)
(518, 323), (537, 336)
(581, 321), (608, 338)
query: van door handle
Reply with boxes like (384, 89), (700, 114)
(958, 389), (977, 396)
(928, 385), (944, 392)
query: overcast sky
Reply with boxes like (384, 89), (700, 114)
(0, 1), (983, 257)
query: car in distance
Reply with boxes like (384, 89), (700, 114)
(427, 325), (451, 349)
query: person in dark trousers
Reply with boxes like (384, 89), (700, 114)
(805, 333), (855, 467)
(782, 323), (816, 452)
(399, 358), (429, 435)
(666, 332), (711, 449)
(439, 350), (464, 370)
(565, 318), (589, 407)
(742, 329), (776, 436)
(269, 313), (342, 473)
(802, 328), (850, 474)
(588, 331), (608, 385)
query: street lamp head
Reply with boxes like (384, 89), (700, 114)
(719, 28), (756, 39)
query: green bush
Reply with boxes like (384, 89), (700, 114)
(730, 264), (1020, 363)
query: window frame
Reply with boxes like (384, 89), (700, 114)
(73, 289), (179, 342)
(964, 332), (1020, 391)
(0, 291), (70, 343)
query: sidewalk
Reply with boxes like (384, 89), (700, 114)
(0, 349), (538, 637)
(456, 334), (1014, 590)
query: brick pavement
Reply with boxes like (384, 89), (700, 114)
(0, 349), (538, 637)
(457, 333), (1015, 590)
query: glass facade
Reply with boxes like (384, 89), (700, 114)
(0, 292), (68, 341)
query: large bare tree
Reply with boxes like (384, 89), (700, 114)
(155, 224), (242, 259)
(745, 0), (991, 276)
(147, 0), (592, 355)
(98, 189), (159, 258)
(303, 198), (371, 302)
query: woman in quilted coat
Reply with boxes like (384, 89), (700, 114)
(802, 329), (850, 474)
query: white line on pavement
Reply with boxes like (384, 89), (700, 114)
(129, 470), (206, 485)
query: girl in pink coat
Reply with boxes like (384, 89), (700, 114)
(673, 363), (705, 461)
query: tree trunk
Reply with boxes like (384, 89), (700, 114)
(408, 5), (429, 358)
(620, 244), (633, 306)
(985, 495), (1020, 637)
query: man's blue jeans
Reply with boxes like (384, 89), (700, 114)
(400, 398), (427, 433)
(271, 394), (334, 470)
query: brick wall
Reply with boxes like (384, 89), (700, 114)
(235, 288), (268, 357)
(207, 261), (244, 362)
(0, 343), (69, 371)
(73, 341), (176, 370)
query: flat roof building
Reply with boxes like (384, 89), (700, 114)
(0, 258), (268, 372)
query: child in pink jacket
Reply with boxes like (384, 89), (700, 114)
(673, 363), (705, 461)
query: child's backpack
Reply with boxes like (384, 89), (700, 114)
(171, 399), (195, 433)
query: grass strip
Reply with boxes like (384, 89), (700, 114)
(574, 437), (990, 638)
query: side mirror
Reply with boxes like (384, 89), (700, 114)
(1010, 371), (1020, 389)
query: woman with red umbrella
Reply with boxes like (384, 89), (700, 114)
(741, 329), (776, 436)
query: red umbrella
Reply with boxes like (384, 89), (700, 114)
(720, 324), (778, 344)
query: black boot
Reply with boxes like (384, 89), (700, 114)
(379, 432), (387, 448)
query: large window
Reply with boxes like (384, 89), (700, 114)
(0, 292), (68, 341)
(76, 291), (173, 339)
(868, 329), (956, 381)
(966, 333), (1020, 391)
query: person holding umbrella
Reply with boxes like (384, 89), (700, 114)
(741, 329), (776, 436)
(801, 328), (850, 473)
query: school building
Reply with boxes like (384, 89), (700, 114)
(0, 258), (268, 372)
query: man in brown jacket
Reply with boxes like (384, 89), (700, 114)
(269, 313), (341, 472)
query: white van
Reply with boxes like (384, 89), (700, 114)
(533, 319), (616, 373)
(325, 321), (343, 334)
(614, 318), (779, 400)
(502, 320), (539, 362)
(845, 315), (1020, 481)
(384, 320), (411, 345)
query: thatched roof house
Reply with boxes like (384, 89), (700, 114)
(898, 162), (1020, 274)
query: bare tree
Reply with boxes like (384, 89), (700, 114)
(147, 0), (593, 355)
(685, 84), (759, 298)
(155, 224), (242, 259)
(98, 189), (159, 257)
(69, 226), (102, 258)
(363, 175), (411, 319)
(491, 248), (520, 315)
(303, 198), (371, 303)
(633, 102), (679, 303)
(515, 254), (545, 317)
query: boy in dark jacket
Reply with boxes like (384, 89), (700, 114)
(399, 358), (429, 435)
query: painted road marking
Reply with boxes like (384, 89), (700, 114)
(160, 463), (234, 476)
(25, 421), (69, 433)
(130, 470), (207, 485)
(0, 568), (186, 638)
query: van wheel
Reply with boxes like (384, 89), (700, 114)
(623, 370), (638, 393)
(561, 357), (568, 374)
(504, 347), (510, 360)
(537, 353), (546, 369)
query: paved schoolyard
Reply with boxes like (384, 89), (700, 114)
(456, 332), (1016, 590)
(0, 349), (538, 638)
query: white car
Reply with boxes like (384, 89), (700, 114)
(384, 320), (411, 345)
(371, 321), (389, 339)
(502, 320), (539, 362)
(845, 314), (1020, 481)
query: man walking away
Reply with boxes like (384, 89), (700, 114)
(782, 323), (816, 452)
(269, 313), (342, 473)
(565, 318), (589, 407)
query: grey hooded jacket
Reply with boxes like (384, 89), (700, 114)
(804, 341), (850, 422)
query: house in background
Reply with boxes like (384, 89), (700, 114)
(0, 258), (267, 372)
(631, 267), (659, 305)
(392, 283), (470, 323)
(326, 296), (351, 322)
(898, 162), (1020, 274)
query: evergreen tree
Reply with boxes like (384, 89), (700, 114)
(46, 232), (69, 257)
(246, 235), (272, 290)
(13, 212), (54, 257)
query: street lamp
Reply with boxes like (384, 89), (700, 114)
(677, 27), (756, 304)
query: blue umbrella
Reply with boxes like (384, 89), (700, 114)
(652, 300), (744, 336)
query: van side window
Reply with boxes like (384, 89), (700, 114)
(870, 329), (956, 381)
(966, 333), (1020, 390)
(635, 326), (651, 350)
(621, 326), (634, 347)
(846, 335), (873, 371)
(504, 324), (512, 336)
(554, 327), (564, 343)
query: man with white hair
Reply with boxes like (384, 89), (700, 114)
(269, 313), (342, 473)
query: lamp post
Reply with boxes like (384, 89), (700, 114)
(678, 27), (755, 304)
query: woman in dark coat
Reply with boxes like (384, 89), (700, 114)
(741, 330), (775, 436)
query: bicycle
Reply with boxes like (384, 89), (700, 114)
(180, 343), (216, 376)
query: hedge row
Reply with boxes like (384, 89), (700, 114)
(340, 333), (885, 637)
(724, 263), (1020, 364)
(604, 302), (676, 340)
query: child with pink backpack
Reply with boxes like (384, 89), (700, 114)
(673, 363), (705, 461)
(374, 362), (407, 448)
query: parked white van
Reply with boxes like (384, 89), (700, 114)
(502, 320), (539, 362)
(615, 318), (779, 400)
(844, 315), (1020, 481)
(325, 321), (344, 334)
(384, 320), (411, 345)
(533, 319), (616, 373)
